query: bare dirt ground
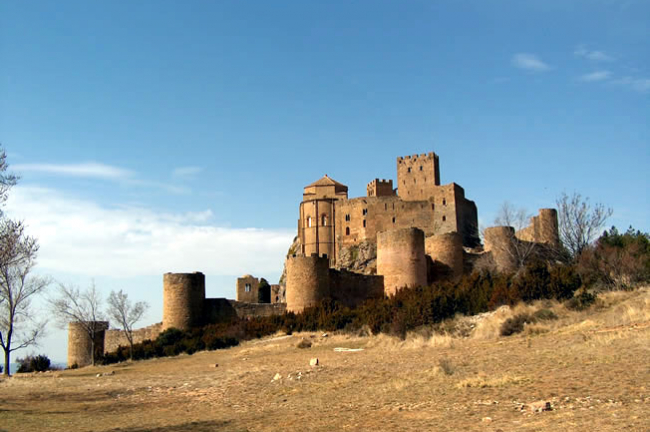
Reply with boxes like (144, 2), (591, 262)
(1, 288), (648, 432)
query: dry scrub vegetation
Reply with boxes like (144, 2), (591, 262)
(1, 288), (648, 432)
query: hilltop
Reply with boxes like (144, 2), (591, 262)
(1, 287), (648, 431)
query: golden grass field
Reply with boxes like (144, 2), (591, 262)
(1, 288), (648, 432)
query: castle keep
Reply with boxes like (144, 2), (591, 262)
(298, 152), (479, 267)
(68, 151), (560, 367)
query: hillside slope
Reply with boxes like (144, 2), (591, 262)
(1, 288), (648, 432)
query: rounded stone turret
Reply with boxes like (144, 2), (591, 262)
(377, 227), (427, 296)
(484, 226), (517, 273)
(425, 232), (464, 281)
(286, 254), (330, 313)
(67, 321), (109, 368)
(162, 272), (205, 330)
(536, 208), (559, 247)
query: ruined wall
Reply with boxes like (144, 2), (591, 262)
(203, 298), (286, 324)
(397, 152), (440, 200)
(329, 269), (384, 308)
(236, 275), (260, 303)
(484, 226), (517, 273)
(516, 208), (559, 248)
(425, 232), (464, 282)
(104, 323), (162, 354)
(162, 272), (205, 330)
(271, 284), (282, 303)
(367, 179), (395, 197)
(286, 254), (331, 312)
(67, 321), (109, 368)
(377, 228), (427, 296)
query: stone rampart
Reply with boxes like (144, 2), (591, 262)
(104, 323), (162, 354)
(67, 321), (109, 368)
(162, 272), (205, 330)
(425, 232), (464, 281)
(329, 269), (384, 308)
(377, 227), (427, 296)
(286, 254), (331, 312)
(484, 226), (517, 273)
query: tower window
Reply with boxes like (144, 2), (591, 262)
(420, 166), (423, 171)
(307, 217), (312, 227)
(392, 217), (396, 224)
(322, 214), (327, 225)
(431, 203), (435, 210)
(385, 203), (387, 210)
(346, 227), (350, 235)
(363, 220), (366, 228)
(442, 216), (446, 222)
(442, 199), (447, 206)
(345, 214), (350, 221)
(362, 208), (368, 216)
(407, 167), (411, 173)
(245, 284), (251, 292)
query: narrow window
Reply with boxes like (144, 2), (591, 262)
(363, 220), (366, 228)
(442, 199), (446, 206)
(362, 208), (368, 216)
(431, 203), (435, 210)
(420, 166), (423, 171)
(307, 217), (312, 227)
(322, 214), (327, 225)
(407, 167), (411, 173)
(414, 179), (416, 184)
(346, 227), (350, 235)
(442, 216), (446, 222)
(392, 217), (396, 224)
(385, 203), (387, 210)
(345, 214), (350, 221)
(245, 284), (251, 292)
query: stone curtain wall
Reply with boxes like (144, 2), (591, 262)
(104, 323), (163, 354)
(329, 269), (384, 308)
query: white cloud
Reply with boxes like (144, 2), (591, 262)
(172, 166), (203, 179)
(511, 53), (552, 72)
(12, 162), (133, 180)
(5, 186), (294, 278)
(613, 76), (650, 93)
(574, 46), (615, 62)
(580, 70), (612, 82)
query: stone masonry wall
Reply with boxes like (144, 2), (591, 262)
(377, 227), (427, 296)
(104, 323), (163, 354)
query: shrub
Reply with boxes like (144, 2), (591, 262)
(565, 290), (597, 311)
(533, 308), (558, 321)
(500, 313), (535, 337)
(16, 354), (51, 373)
(438, 357), (455, 376)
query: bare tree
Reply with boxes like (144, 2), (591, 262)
(0, 219), (49, 376)
(51, 282), (104, 366)
(106, 290), (148, 361)
(488, 201), (537, 270)
(556, 192), (613, 260)
(0, 147), (18, 212)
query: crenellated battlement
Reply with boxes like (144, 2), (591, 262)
(367, 178), (395, 197)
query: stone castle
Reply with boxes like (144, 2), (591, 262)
(68, 151), (559, 367)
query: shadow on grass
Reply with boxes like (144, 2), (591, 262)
(107, 420), (247, 432)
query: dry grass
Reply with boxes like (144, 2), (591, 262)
(1, 287), (648, 432)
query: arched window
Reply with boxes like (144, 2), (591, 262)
(307, 217), (312, 228)
(345, 214), (350, 221)
(346, 227), (350, 236)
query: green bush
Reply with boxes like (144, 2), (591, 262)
(16, 354), (51, 373)
(533, 308), (558, 321)
(500, 313), (535, 336)
(565, 290), (597, 311)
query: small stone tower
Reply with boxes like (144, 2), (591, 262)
(426, 232), (464, 281)
(377, 227), (427, 296)
(286, 254), (330, 313)
(484, 226), (517, 273)
(535, 208), (560, 247)
(67, 321), (109, 368)
(162, 272), (205, 330)
(299, 175), (348, 265)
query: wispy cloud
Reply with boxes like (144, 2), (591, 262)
(5, 186), (294, 277)
(580, 70), (612, 82)
(613, 76), (650, 93)
(574, 46), (615, 62)
(172, 166), (203, 179)
(12, 162), (134, 180)
(511, 53), (552, 72)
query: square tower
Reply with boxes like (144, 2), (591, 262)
(396, 152), (440, 201)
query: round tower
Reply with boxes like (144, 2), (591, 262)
(377, 227), (427, 296)
(67, 321), (109, 368)
(484, 226), (517, 273)
(286, 254), (330, 313)
(162, 272), (205, 331)
(536, 208), (559, 247)
(425, 232), (464, 281)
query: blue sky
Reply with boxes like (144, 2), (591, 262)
(1, 0), (648, 362)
